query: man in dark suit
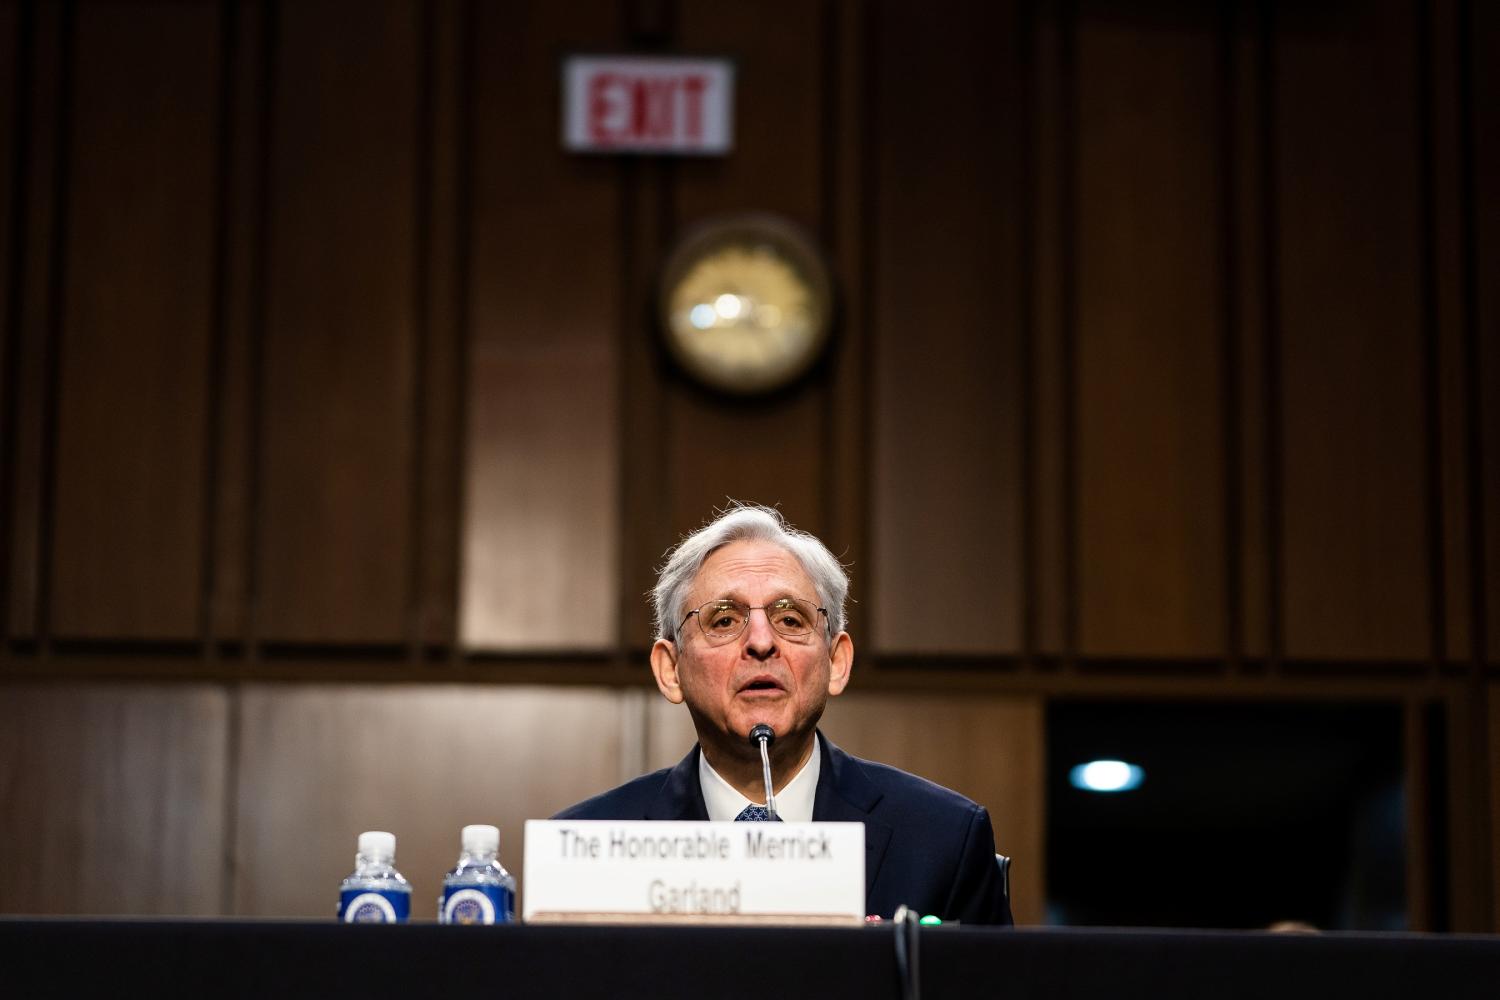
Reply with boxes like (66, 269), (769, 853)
(555, 503), (1012, 925)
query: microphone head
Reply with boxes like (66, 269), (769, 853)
(748, 723), (775, 746)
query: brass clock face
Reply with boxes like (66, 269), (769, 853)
(659, 214), (833, 395)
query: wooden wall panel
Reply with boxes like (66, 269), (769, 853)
(460, 0), (621, 651)
(1074, 6), (1225, 658)
(207, 0), (266, 643)
(256, 1), (419, 643)
(644, 690), (1046, 924)
(0, 0), (15, 612)
(0, 682), (228, 915)
(233, 684), (631, 916)
(663, 0), (827, 544)
(1491, 684), (1500, 932)
(1428, 1), (1469, 666)
(1477, 0), (1500, 665)
(1231, 0), (1268, 660)
(1275, 0), (1428, 660)
(4, 0), (64, 640)
(49, 2), (219, 639)
(820, 693), (1045, 925)
(413, 0), (466, 647)
(0, 0), (13, 432)
(869, 0), (1024, 655)
(1031, 1), (1069, 656)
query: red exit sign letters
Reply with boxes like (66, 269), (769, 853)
(563, 55), (734, 155)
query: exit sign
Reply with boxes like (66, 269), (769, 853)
(562, 55), (735, 155)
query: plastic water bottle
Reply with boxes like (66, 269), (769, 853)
(337, 831), (412, 923)
(438, 824), (516, 924)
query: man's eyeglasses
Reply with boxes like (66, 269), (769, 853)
(678, 597), (828, 645)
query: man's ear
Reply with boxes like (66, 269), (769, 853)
(650, 638), (685, 705)
(826, 631), (853, 697)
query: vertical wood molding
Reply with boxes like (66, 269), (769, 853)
(1467, 0), (1499, 668)
(1059, 0), (1078, 666)
(1031, 0), (1067, 659)
(1402, 699), (1432, 931)
(0, 0), (27, 642)
(822, 0), (868, 640)
(208, 0), (267, 647)
(412, 0), (469, 650)
(1258, 0), (1284, 670)
(6, 0), (71, 644)
(1219, 1), (1244, 668)
(1232, 0), (1269, 663)
(1427, 0), (1472, 667)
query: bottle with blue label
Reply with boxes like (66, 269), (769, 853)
(439, 824), (516, 924)
(337, 831), (412, 923)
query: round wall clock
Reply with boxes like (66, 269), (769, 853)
(658, 213), (834, 395)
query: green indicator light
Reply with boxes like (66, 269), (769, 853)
(919, 915), (942, 926)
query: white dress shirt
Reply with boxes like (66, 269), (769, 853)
(698, 733), (822, 822)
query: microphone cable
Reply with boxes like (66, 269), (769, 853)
(892, 904), (921, 1000)
(748, 724), (778, 819)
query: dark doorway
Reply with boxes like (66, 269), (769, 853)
(1046, 701), (1406, 930)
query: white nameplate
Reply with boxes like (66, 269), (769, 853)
(523, 820), (864, 925)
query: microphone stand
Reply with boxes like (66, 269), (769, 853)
(748, 724), (778, 819)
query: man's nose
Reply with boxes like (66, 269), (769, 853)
(743, 607), (779, 658)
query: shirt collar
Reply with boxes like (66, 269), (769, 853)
(698, 733), (821, 822)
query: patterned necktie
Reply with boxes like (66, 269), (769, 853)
(735, 805), (782, 822)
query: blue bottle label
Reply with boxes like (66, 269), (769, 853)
(339, 888), (411, 923)
(440, 884), (515, 925)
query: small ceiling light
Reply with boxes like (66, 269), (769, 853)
(1069, 759), (1145, 793)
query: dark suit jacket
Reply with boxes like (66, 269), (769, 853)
(553, 733), (1013, 925)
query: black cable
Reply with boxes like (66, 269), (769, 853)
(892, 904), (921, 1000)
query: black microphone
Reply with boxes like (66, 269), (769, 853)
(748, 724), (778, 819)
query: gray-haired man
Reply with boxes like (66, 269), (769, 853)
(556, 504), (1012, 924)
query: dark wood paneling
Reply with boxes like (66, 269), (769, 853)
(1032, 0), (1069, 657)
(0, 682), (228, 915)
(869, 0), (1024, 654)
(233, 684), (627, 916)
(825, 0), (870, 636)
(414, 0), (467, 647)
(1491, 684), (1500, 931)
(1427, 0), (1469, 665)
(460, 0), (622, 651)
(664, 0), (827, 544)
(1476, 0), (1500, 665)
(1074, 5), (1225, 657)
(1275, 0), (1428, 660)
(0, 0), (14, 441)
(256, 0), (420, 643)
(209, 0), (266, 644)
(0, 0), (17, 624)
(1232, 0), (1268, 660)
(49, 2), (219, 639)
(4, 0), (64, 640)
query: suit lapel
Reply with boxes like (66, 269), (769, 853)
(646, 745), (711, 821)
(811, 733), (892, 903)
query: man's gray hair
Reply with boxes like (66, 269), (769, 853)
(653, 503), (849, 643)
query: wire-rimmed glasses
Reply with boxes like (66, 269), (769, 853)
(677, 596), (828, 645)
